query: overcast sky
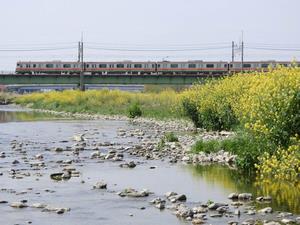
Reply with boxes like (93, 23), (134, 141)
(0, 0), (299, 70)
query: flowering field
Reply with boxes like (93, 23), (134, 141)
(15, 89), (182, 119)
(181, 66), (300, 180)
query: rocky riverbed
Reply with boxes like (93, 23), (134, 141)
(0, 106), (299, 225)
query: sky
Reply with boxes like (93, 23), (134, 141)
(0, 0), (299, 70)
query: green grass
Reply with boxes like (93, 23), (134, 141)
(164, 132), (179, 142)
(191, 132), (274, 172)
(15, 89), (183, 120)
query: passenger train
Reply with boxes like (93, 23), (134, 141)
(15, 60), (299, 75)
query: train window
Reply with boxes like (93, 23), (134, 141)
(188, 64), (196, 68)
(33, 64), (36, 68)
(224, 64), (228, 68)
(158, 64), (161, 68)
(46, 64), (53, 68)
(63, 64), (71, 68)
(206, 64), (214, 68)
(171, 64), (178, 68)
(116, 64), (124, 68)
(261, 64), (269, 68)
(152, 64), (156, 68)
(134, 64), (142, 68)
(92, 64), (97, 68)
(86, 64), (90, 68)
(109, 64), (114, 68)
(243, 64), (251, 68)
(127, 64), (131, 68)
(99, 64), (107, 68)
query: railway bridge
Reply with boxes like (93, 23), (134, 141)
(0, 74), (225, 86)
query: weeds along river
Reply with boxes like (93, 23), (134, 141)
(0, 105), (299, 225)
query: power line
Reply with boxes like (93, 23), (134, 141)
(85, 46), (231, 52)
(246, 47), (300, 52)
(0, 46), (77, 52)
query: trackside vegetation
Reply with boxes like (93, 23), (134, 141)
(15, 66), (300, 181)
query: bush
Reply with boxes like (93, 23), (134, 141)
(127, 102), (142, 118)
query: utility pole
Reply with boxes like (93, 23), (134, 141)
(78, 42), (81, 62)
(241, 41), (244, 73)
(241, 31), (244, 73)
(232, 41), (234, 63)
(79, 40), (85, 91)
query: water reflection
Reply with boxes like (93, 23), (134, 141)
(0, 109), (61, 123)
(187, 164), (300, 214)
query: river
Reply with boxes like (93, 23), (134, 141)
(0, 105), (299, 225)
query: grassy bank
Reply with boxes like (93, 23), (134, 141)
(15, 89), (183, 119)
(182, 66), (300, 180)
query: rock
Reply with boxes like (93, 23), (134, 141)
(208, 202), (227, 210)
(228, 193), (239, 199)
(175, 204), (193, 218)
(50, 172), (71, 181)
(246, 210), (256, 215)
(264, 222), (281, 225)
(12, 159), (20, 164)
(119, 161), (136, 168)
(192, 218), (204, 224)
(90, 151), (101, 159)
(192, 206), (208, 214)
(165, 191), (177, 198)
(150, 197), (165, 205)
(175, 194), (187, 202)
(256, 196), (272, 202)
(54, 147), (64, 152)
(281, 218), (296, 224)
(31, 203), (47, 208)
(155, 202), (165, 210)
(35, 154), (43, 160)
(10, 202), (28, 208)
(238, 193), (252, 200)
(277, 212), (293, 218)
(42, 206), (70, 214)
(73, 134), (84, 142)
(216, 206), (228, 213)
(258, 207), (273, 214)
(118, 188), (150, 198)
(93, 181), (107, 189)
(228, 221), (238, 225)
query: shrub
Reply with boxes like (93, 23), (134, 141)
(127, 102), (142, 118)
(256, 137), (300, 181)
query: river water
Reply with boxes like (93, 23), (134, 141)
(0, 106), (299, 225)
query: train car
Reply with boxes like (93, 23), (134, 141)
(16, 61), (81, 74)
(229, 61), (297, 73)
(84, 61), (157, 75)
(157, 61), (229, 75)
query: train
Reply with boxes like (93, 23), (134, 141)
(15, 60), (300, 75)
